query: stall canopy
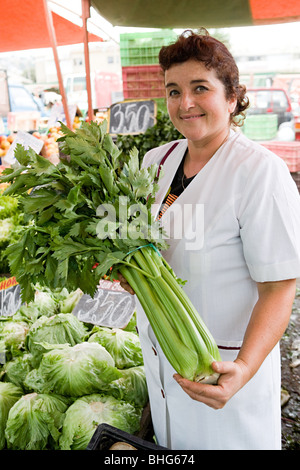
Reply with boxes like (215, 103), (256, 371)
(0, 0), (102, 53)
(90, 0), (300, 28)
(0, 0), (103, 127)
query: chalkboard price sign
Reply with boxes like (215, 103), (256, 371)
(72, 280), (136, 329)
(0, 277), (22, 317)
(109, 100), (156, 135)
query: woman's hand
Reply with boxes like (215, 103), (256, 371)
(173, 359), (251, 409)
(117, 273), (135, 295)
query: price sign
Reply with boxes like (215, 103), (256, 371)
(3, 130), (44, 166)
(108, 100), (156, 135)
(0, 277), (22, 317)
(72, 279), (136, 329)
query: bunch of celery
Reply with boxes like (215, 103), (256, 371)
(0, 120), (220, 383)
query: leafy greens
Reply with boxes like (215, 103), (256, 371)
(0, 120), (167, 302)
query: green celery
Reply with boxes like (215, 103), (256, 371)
(121, 245), (220, 383)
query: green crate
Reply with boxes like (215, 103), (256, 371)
(242, 114), (278, 141)
(120, 29), (177, 66)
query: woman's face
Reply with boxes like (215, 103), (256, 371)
(165, 59), (237, 146)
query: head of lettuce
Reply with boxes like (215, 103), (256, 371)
(5, 392), (69, 450)
(59, 393), (142, 450)
(0, 382), (23, 449)
(29, 342), (122, 397)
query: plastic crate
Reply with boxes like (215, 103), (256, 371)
(120, 29), (177, 66)
(242, 114), (278, 141)
(122, 65), (165, 99)
(86, 402), (167, 450)
(86, 424), (167, 451)
(261, 141), (300, 172)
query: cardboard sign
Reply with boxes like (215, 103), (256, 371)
(0, 276), (22, 317)
(2, 130), (44, 166)
(108, 99), (156, 135)
(72, 279), (136, 329)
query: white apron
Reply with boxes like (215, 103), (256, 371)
(136, 130), (300, 450)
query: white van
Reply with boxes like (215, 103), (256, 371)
(64, 72), (123, 113)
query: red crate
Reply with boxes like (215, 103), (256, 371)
(261, 141), (300, 172)
(122, 65), (165, 99)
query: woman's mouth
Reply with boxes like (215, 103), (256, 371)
(180, 114), (205, 120)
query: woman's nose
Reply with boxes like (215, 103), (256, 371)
(180, 92), (195, 110)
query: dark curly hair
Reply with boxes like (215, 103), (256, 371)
(159, 29), (249, 126)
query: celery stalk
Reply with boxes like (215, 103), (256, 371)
(120, 245), (221, 383)
(119, 263), (199, 380)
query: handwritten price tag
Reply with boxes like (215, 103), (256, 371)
(0, 277), (22, 317)
(109, 100), (156, 135)
(72, 280), (136, 329)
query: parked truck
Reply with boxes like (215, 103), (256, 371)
(0, 70), (49, 134)
(64, 71), (123, 114)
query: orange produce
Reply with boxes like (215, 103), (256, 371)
(0, 139), (10, 150)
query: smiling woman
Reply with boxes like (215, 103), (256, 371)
(132, 29), (300, 450)
(159, 30), (249, 175)
(164, 60), (237, 171)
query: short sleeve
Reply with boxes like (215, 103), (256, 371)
(238, 154), (300, 282)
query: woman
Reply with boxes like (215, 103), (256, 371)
(120, 30), (300, 450)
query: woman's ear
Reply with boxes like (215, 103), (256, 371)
(228, 96), (237, 114)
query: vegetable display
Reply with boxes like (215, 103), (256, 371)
(88, 325), (144, 369)
(32, 342), (121, 397)
(0, 193), (28, 275)
(59, 393), (141, 450)
(5, 392), (70, 450)
(0, 382), (23, 449)
(26, 313), (87, 367)
(0, 286), (147, 450)
(0, 120), (221, 384)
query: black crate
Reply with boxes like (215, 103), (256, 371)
(86, 423), (167, 450)
(86, 402), (167, 451)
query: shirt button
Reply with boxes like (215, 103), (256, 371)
(152, 346), (157, 356)
(161, 389), (165, 398)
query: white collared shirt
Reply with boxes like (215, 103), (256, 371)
(136, 130), (300, 449)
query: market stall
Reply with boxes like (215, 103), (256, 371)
(1, 0), (300, 452)
(0, 0), (102, 129)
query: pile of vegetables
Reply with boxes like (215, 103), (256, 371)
(0, 286), (147, 450)
(0, 119), (221, 387)
(0, 192), (28, 275)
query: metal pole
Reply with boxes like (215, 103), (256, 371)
(42, 0), (72, 129)
(81, 0), (94, 122)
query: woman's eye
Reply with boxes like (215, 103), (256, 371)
(169, 89), (179, 97)
(195, 85), (208, 92)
